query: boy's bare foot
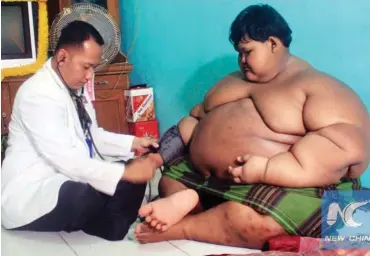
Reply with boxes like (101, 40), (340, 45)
(134, 222), (186, 243)
(136, 189), (199, 232)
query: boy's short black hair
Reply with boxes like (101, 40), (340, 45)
(229, 4), (292, 49)
(55, 20), (104, 52)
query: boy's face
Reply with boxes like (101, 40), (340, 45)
(237, 35), (278, 83)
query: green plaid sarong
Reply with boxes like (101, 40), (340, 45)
(162, 158), (362, 238)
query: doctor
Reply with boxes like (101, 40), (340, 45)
(1, 20), (161, 241)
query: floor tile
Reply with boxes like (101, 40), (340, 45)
(59, 230), (188, 256)
(1, 228), (75, 256)
(170, 240), (261, 256)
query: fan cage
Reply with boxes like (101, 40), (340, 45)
(49, 3), (121, 70)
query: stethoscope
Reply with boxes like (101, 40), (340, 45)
(56, 59), (105, 160)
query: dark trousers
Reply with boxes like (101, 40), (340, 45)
(14, 180), (146, 241)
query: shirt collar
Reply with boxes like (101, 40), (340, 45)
(44, 57), (83, 96)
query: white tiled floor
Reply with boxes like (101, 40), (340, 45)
(1, 227), (261, 256)
(1, 170), (261, 255)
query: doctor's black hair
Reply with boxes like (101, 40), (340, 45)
(229, 4), (292, 49)
(55, 20), (104, 52)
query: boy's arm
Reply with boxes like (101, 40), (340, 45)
(189, 71), (248, 119)
(203, 71), (250, 112)
(232, 118), (366, 188)
(190, 103), (206, 119)
(263, 122), (365, 187)
(231, 79), (369, 188)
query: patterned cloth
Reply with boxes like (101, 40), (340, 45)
(206, 249), (370, 256)
(266, 236), (370, 254)
(163, 158), (362, 237)
(206, 236), (370, 255)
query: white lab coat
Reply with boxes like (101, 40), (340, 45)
(1, 59), (135, 229)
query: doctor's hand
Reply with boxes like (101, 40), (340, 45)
(121, 154), (158, 183)
(132, 136), (159, 154)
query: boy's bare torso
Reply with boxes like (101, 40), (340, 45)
(189, 57), (370, 180)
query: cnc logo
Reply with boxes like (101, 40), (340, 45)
(326, 201), (370, 227)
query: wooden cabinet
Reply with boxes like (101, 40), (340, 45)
(93, 63), (132, 134)
(1, 62), (132, 135)
(1, 79), (23, 135)
(95, 90), (128, 134)
(1, 82), (11, 135)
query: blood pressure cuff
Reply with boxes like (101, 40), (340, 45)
(150, 125), (186, 166)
